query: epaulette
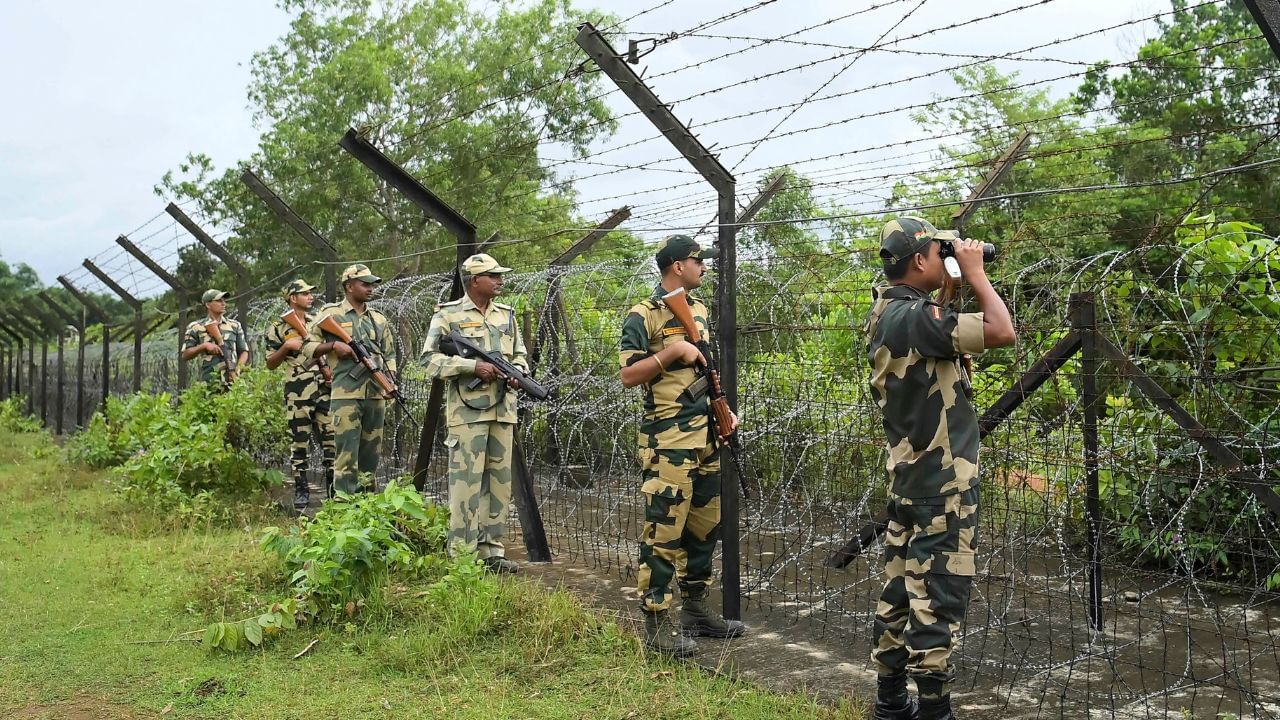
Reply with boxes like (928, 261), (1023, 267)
(435, 298), (463, 310)
(494, 301), (514, 311)
(640, 299), (662, 311)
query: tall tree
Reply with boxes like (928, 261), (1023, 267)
(158, 0), (617, 287)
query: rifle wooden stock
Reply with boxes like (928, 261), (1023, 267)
(661, 288), (751, 498)
(316, 314), (401, 401)
(203, 320), (236, 382)
(281, 309), (332, 384)
(661, 287), (702, 352)
(280, 309), (308, 339)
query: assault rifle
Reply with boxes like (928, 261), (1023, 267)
(203, 320), (237, 385)
(661, 287), (750, 499)
(438, 330), (550, 401)
(315, 314), (405, 405)
(280, 309), (332, 385)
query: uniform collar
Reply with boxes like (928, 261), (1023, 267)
(651, 284), (697, 303)
(201, 316), (229, 325)
(339, 298), (365, 315)
(876, 284), (931, 301)
(458, 294), (503, 317)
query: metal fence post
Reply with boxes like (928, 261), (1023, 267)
(1071, 293), (1105, 632)
(577, 21), (743, 618)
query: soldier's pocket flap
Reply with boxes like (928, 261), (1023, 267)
(636, 447), (656, 467)
(930, 550), (976, 577)
(640, 476), (686, 503)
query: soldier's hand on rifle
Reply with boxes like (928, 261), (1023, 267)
(953, 238), (988, 281)
(506, 376), (521, 389)
(282, 337), (304, 354)
(203, 342), (223, 356)
(332, 341), (355, 359)
(473, 361), (500, 382)
(721, 410), (739, 439)
(671, 339), (703, 366)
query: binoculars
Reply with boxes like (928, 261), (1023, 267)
(939, 239), (997, 279)
(938, 239), (997, 263)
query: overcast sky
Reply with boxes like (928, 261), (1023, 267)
(0, 0), (1170, 295)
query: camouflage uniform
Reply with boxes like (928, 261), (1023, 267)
(304, 266), (397, 496)
(264, 281), (334, 502)
(421, 254), (527, 561)
(865, 219), (986, 702)
(182, 291), (248, 390)
(619, 285), (720, 612)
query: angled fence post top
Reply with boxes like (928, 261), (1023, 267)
(575, 22), (735, 195)
(551, 207), (631, 267)
(239, 168), (337, 257)
(37, 291), (83, 331)
(82, 259), (143, 311)
(1244, 0), (1280, 61)
(116, 234), (186, 293)
(56, 276), (111, 325)
(0, 308), (41, 337)
(952, 129), (1033, 233)
(338, 127), (478, 242)
(165, 202), (249, 275)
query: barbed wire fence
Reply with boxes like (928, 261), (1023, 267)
(3, 1), (1280, 717)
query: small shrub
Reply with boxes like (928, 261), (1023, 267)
(261, 480), (449, 615)
(67, 369), (289, 518)
(0, 396), (41, 434)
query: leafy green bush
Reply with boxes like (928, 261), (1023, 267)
(0, 397), (41, 434)
(66, 368), (288, 516)
(261, 480), (450, 615)
(67, 392), (174, 468)
(1096, 217), (1280, 588)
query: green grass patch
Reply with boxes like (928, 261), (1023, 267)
(0, 432), (864, 719)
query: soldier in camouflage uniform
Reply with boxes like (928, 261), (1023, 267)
(304, 265), (397, 496)
(421, 253), (527, 575)
(180, 289), (249, 390)
(264, 279), (334, 511)
(618, 235), (746, 658)
(865, 217), (1016, 720)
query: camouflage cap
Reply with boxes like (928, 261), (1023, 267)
(340, 264), (381, 285)
(879, 217), (943, 264)
(655, 234), (718, 269)
(461, 253), (512, 276)
(282, 279), (316, 299)
(201, 289), (229, 303)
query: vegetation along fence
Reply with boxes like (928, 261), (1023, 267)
(3, 1), (1279, 717)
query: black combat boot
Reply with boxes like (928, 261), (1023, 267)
(873, 673), (919, 720)
(680, 596), (746, 638)
(918, 695), (955, 720)
(482, 556), (519, 574)
(643, 609), (697, 657)
(292, 473), (310, 511)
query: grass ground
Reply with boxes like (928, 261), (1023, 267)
(0, 431), (864, 720)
